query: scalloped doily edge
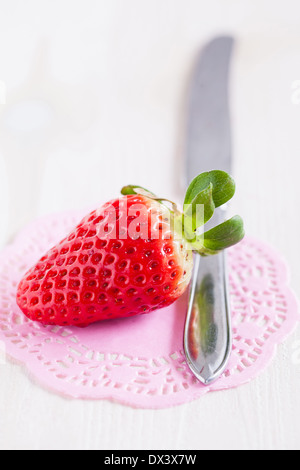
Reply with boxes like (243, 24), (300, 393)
(0, 218), (299, 408)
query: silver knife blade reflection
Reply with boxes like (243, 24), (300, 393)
(184, 37), (235, 385)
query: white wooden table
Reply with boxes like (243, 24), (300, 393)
(0, 0), (299, 450)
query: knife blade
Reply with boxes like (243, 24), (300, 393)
(183, 36), (235, 385)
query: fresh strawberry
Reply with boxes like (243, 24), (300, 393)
(16, 171), (244, 327)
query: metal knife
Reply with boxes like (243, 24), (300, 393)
(183, 36), (235, 385)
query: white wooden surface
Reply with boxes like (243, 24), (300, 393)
(0, 0), (300, 450)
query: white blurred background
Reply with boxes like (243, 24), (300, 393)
(0, 0), (300, 450)
(1, 1), (300, 247)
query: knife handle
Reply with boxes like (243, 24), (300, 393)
(184, 210), (232, 385)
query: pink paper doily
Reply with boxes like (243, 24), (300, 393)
(0, 209), (299, 408)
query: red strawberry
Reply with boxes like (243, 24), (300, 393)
(17, 196), (193, 326)
(16, 171), (244, 327)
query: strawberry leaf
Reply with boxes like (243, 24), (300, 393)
(121, 185), (156, 197)
(198, 215), (245, 252)
(121, 186), (179, 214)
(183, 183), (215, 238)
(184, 170), (236, 209)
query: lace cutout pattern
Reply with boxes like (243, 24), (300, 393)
(0, 210), (298, 408)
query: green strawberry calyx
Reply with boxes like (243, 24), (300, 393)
(121, 170), (245, 256)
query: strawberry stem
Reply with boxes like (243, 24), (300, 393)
(121, 170), (245, 256)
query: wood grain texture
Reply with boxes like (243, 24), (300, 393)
(0, 0), (299, 450)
